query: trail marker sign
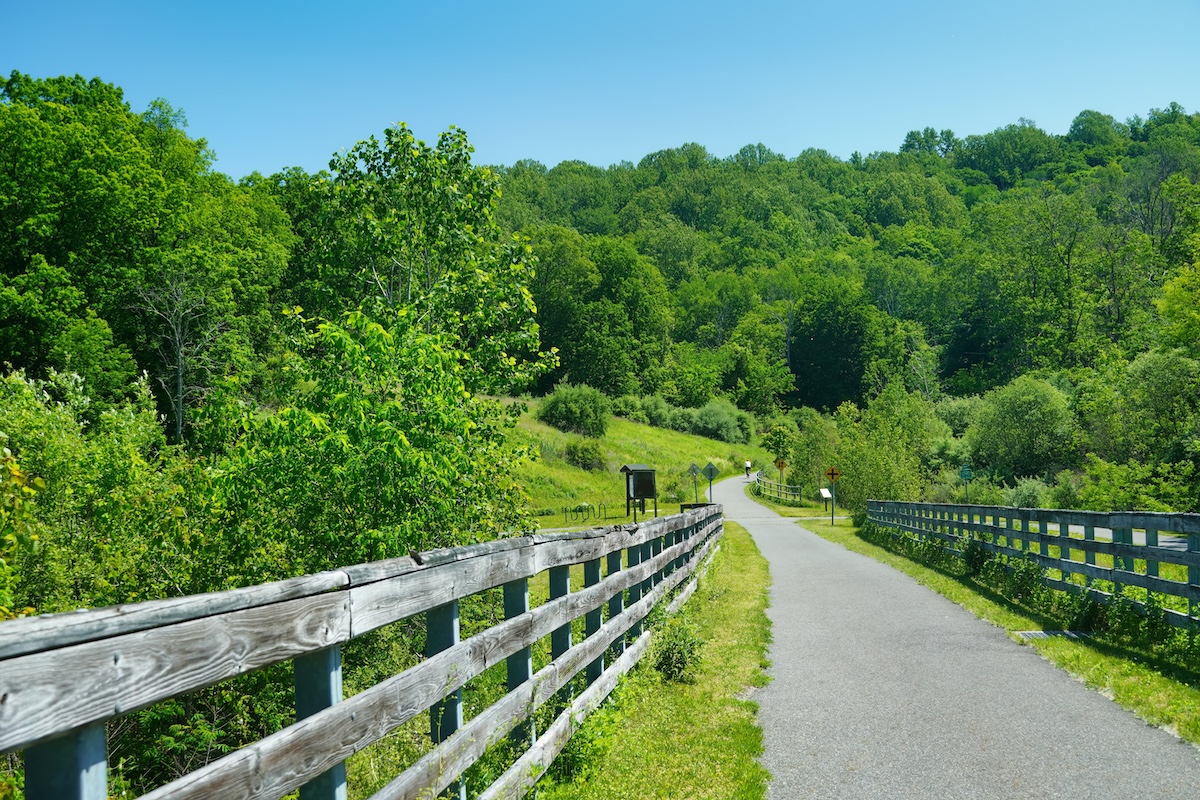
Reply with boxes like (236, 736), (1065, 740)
(702, 462), (718, 502)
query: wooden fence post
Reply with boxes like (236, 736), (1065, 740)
(1057, 513), (1071, 585)
(504, 578), (534, 745)
(550, 565), (572, 703)
(295, 645), (347, 800)
(640, 540), (654, 597)
(1189, 533), (1199, 624)
(1113, 527), (1132, 595)
(24, 724), (107, 800)
(626, 542), (643, 641)
(1145, 528), (1159, 578)
(607, 550), (625, 657)
(651, 534), (664, 587)
(585, 558), (603, 684)
(428, 601), (466, 800)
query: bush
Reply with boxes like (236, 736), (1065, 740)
(690, 398), (749, 444)
(1007, 554), (1045, 603)
(668, 406), (697, 433)
(966, 376), (1078, 481)
(640, 395), (673, 428)
(962, 535), (990, 577)
(1047, 469), (1083, 509)
(651, 614), (703, 683)
(935, 395), (982, 437)
(564, 437), (606, 471)
(537, 383), (612, 438)
(1006, 477), (1048, 509)
(611, 394), (649, 424)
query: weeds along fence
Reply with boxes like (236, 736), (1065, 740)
(867, 501), (1200, 631)
(0, 505), (724, 800)
(754, 474), (805, 504)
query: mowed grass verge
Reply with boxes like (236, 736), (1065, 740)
(779, 504), (1200, 748)
(538, 520), (773, 800)
(513, 405), (772, 525)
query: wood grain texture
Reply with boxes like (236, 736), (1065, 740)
(138, 521), (720, 800)
(0, 570), (348, 660)
(4, 507), (724, 800)
(1, 592), (350, 753)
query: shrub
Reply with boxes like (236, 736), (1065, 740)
(537, 383), (612, 438)
(640, 395), (673, 428)
(965, 376), (1078, 481)
(564, 437), (606, 471)
(935, 395), (982, 437)
(1047, 469), (1083, 509)
(962, 535), (990, 577)
(652, 614), (703, 683)
(1006, 477), (1048, 509)
(668, 406), (697, 433)
(611, 394), (649, 424)
(1007, 554), (1045, 603)
(690, 398), (748, 444)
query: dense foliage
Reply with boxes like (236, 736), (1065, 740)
(0, 71), (548, 795)
(496, 104), (1200, 511)
(3, 65), (1200, 793)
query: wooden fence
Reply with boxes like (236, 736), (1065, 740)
(867, 501), (1200, 631)
(754, 474), (805, 504)
(0, 505), (724, 800)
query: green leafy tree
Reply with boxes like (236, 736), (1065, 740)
(324, 124), (548, 394)
(761, 424), (797, 466)
(966, 375), (1079, 481)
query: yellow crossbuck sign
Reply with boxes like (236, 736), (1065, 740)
(825, 466), (841, 482)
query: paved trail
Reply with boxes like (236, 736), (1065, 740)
(712, 476), (1200, 799)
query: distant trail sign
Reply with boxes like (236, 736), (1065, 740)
(825, 466), (841, 482)
(702, 462), (718, 502)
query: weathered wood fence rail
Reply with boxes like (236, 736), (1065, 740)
(867, 500), (1200, 630)
(754, 474), (804, 503)
(0, 505), (724, 800)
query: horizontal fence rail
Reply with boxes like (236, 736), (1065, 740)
(0, 505), (724, 800)
(867, 500), (1200, 631)
(754, 474), (805, 503)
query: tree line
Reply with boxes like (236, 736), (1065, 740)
(2, 68), (1200, 792)
(0, 72), (551, 793)
(496, 104), (1200, 514)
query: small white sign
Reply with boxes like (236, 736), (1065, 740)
(820, 488), (832, 499)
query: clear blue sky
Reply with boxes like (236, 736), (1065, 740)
(6, 0), (1200, 180)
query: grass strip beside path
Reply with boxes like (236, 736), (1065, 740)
(795, 512), (1200, 748)
(538, 520), (772, 799)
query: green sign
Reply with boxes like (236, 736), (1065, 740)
(701, 462), (719, 481)
(959, 466), (973, 482)
(688, 463), (701, 477)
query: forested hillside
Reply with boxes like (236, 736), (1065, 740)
(496, 106), (1200, 513)
(3, 66), (1200, 796)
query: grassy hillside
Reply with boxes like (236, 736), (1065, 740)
(512, 405), (773, 525)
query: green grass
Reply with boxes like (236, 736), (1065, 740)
(795, 515), (1200, 747)
(515, 405), (772, 527)
(537, 521), (772, 800)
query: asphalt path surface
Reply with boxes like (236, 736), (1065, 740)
(712, 476), (1200, 799)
